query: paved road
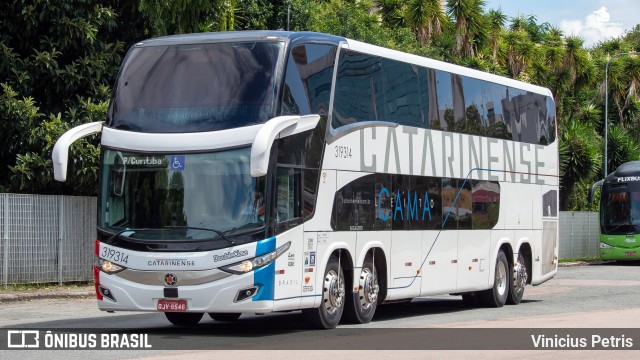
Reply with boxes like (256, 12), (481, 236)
(2, 262), (640, 359)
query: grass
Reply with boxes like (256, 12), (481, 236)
(0, 281), (93, 292)
(558, 256), (600, 263)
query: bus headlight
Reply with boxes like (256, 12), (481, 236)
(600, 242), (613, 249)
(96, 258), (126, 274)
(221, 242), (291, 275)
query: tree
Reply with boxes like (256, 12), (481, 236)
(374, 0), (406, 29)
(485, 9), (506, 61)
(138, 0), (218, 35)
(406, 0), (446, 46)
(447, 0), (486, 58)
(0, 0), (124, 194)
(559, 119), (602, 209)
(606, 124), (640, 173)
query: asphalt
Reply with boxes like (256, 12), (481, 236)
(0, 261), (605, 303)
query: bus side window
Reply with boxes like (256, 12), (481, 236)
(275, 167), (303, 233)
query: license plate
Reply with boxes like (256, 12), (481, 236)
(625, 252), (637, 256)
(157, 299), (187, 312)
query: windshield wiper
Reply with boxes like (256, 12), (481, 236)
(105, 227), (170, 242)
(165, 226), (235, 245)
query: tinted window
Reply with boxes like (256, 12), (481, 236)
(434, 70), (453, 131)
(375, 174), (394, 230)
(442, 178), (472, 229)
(472, 180), (500, 229)
(275, 167), (302, 231)
(382, 59), (423, 127)
(330, 51), (556, 145)
(332, 174), (376, 231)
(109, 41), (283, 133)
(332, 51), (384, 127)
(282, 44), (337, 116)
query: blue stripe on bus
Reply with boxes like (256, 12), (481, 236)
(253, 236), (276, 301)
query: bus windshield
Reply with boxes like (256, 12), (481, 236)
(108, 41), (284, 133)
(601, 190), (640, 234)
(99, 147), (266, 241)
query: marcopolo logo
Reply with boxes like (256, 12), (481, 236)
(213, 250), (249, 262)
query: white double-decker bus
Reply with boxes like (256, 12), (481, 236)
(53, 31), (558, 328)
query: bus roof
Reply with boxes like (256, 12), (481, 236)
(605, 161), (640, 185)
(137, 31), (553, 98)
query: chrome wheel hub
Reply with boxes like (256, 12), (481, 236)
(496, 261), (507, 296)
(513, 260), (528, 294)
(323, 270), (345, 313)
(358, 267), (379, 309)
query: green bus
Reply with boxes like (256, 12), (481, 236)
(590, 161), (640, 260)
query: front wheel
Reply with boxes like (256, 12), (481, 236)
(302, 255), (345, 329)
(344, 255), (379, 324)
(507, 253), (527, 305)
(479, 250), (509, 308)
(164, 312), (203, 326)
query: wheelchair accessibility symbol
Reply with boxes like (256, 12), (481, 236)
(171, 155), (185, 171)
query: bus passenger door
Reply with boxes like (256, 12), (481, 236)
(271, 167), (304, 311)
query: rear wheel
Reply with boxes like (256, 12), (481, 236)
(164, 312), (203, 326)
(344, 255), (379, 324)
(507, 253), (527, 305)
(479, 250), (509, 308)
(302, 255), (345, 329)
(208, 313), (241, 321)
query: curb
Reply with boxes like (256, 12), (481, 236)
(558, 260), (608, 267)
(0, 290), (94, 303)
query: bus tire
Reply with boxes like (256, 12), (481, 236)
(344, 255), (379, 324)
(479, 250), (509, 308)
(302, 255), (345, 329)
(507, 253), (527, 305)
(208, 312), (241, 321)
(164, 312), (203, 326)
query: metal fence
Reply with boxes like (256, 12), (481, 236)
(0, 193), (96, 286)
(0, 193), (601, 285)
(558, 211), (600, 259)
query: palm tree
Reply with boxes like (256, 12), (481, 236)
(406, 0), (446, 46)
(559, 119), (602, 209)
(446, 0), (486, 58)
(607, 124), (640, 172)
(485, 8), (506, 61)
(601, 55), (640, 128)
(502, 29), (534, 78)
(373, 0), (406, 28)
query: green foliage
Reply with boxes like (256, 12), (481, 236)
(0, 0), (124, 195)
(559, 119), (602, 209)
(606, 125), (640, 172)
(0, 0), (640, 212)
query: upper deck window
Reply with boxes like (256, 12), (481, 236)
(107, 41), (284, 133)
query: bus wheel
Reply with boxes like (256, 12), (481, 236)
(208, 313), (241, 321)
(344, 255), (379, 324)
(164, 312), (203, 326)
(303, 255), (345, 329)
(507, 253), (527, 305)
(479, 250), (509, 308)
